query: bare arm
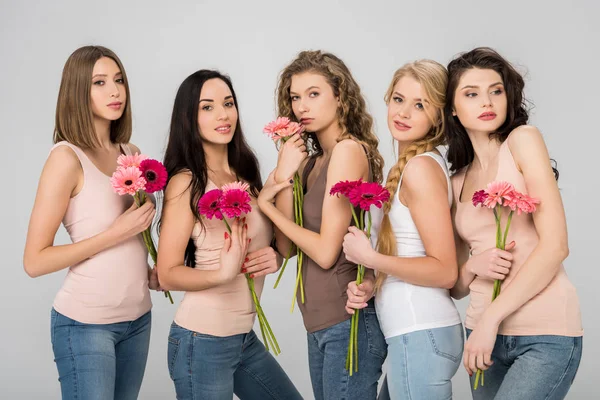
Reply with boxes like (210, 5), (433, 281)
(344, 156), (458, 289)
(259, 139), (368, 269)
(23, 146), (155, 278)
(483, 126), (569, 324)
(157, 173), (247, 292)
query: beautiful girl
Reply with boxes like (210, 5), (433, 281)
(257, 50), (387, 400)
(447, 47), (583, 399)
(342, 60), (464, 399)
(23, 46), (158, 399)
(156, 69), (301, 400)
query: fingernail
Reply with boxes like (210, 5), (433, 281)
(224, 232), (229, 239)
(289, 179), (294, 184)
(249, 238), (252, 243)
(243, 217), (246, 223)
(244, 224), (248, 229)
(250, 274), (255, 278)
(241, 268), (247, 273)
(245, 257), (249, 262)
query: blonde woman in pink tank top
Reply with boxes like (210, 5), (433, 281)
(156, 70), (301, 400)
(23, 46), (159, 400)
(446, 48), (583, 400)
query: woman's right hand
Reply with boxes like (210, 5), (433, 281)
(109, 201), (156, 241)
(275, 133), (307, 182)
(467, 241), (516, 281)
(219, 217), (249, 283)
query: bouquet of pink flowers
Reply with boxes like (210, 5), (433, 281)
(330, 179), (390, 375)
(263, 117), (307, 312)
(471, 180), (540, 389)
(110, 153), (173, 304)
(198, 182), (280, 355)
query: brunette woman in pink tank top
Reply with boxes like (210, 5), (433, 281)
(23, 46), (160, 399)
(156, 70), (301, 400)
(446, 48), (583, 399)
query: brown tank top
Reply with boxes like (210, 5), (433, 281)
(298, 155), (373, 333)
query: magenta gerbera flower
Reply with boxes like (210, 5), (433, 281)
(472, 190), (489, 207)
(139, 159), (168, 194)
(198, 189), (224, 220)
(110, 166), (147, 196)
(330, 179), (363, 198)
(220, 189), (252, 218)
(348, 182), (390, 211)
(117, 153), (147, 168)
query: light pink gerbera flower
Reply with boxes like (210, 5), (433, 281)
(483, 181), (515, 208)
(221, 181), (250, 193)
(263, 117), (291, 140)
(506, 191), (540, 215)
(110, 167), (147, 196)
(117, 152), (147, 168)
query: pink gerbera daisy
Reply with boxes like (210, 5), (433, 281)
(221, 181), (250, 193)
(348, 182), (391, 211)
(139, 159), (168, 194)
(198, 189), (224, 220)
(330, 179), (363, 198)
(506, 191), (540, 215)
(110, 166), (147, 196)
(220, 189), (252, 218)
(472, 190), (489, 207)
(277, 122), (305, 139)
(263, 117), (291, 140)
(117, 152), (147, 168)
(483, 181), (515, 208)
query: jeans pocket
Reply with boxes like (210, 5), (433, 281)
(363, 308), (387, 360)
(167, 336), (180, 380)
(426, 324), (464, 363)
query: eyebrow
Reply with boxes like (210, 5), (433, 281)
(460, 81), (503, 90)
(92, 72), (122, 79)
(199, 95), (233, 103)
(290, 86), (320, 95)
(393, 91), (426, 102)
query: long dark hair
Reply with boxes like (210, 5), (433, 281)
(161, 70), (262, 266)
(445, 47), (558, 179)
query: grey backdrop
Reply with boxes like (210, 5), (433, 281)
(2, 0), (597, 398)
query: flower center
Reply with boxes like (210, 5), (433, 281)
(362, 193), (374, 199)
(210, 201), (218, 208)
(146, 171), (156, 181)
(125, 180), (133, 185)
(233, 202), (240, 207)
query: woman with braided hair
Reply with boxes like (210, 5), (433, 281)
(342, 60), (463, 399)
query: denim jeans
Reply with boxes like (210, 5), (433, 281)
(377, 323), (464, 400)
(465, 328), (582, 400)
(167, 322), (302, 400)
(307, 306), (387, 400)
(50, 308), (151, 400)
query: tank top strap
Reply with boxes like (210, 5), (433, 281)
(398, 152), (452, 205)
(497, 137), (519, 175)
(120, 143), (133, 156)
(49, 141), (93, 173)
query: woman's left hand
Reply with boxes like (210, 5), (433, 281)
(242, 246), (282, 278)
(463, 315), (499, 376)
(148, 265), (162, 291)
(343, 226), (375, 267)
(258, 171), (294, 207)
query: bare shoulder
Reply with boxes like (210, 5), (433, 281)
(507, 125), (545, 149)
(165, 171), (193, 200)
(46, 145), (81, 175)
(332, 139), (365, 159)
(127, 142), (142, 154)
(403, 155), (447, 194)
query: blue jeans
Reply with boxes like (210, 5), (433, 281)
(307, 306), (387, 400)
(50, 308), (151, 400)
(465, 328), (582, 400)
(167, 322), (301, 400)
(378, 323), (464, 400)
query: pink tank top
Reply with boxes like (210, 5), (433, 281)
(52, 142), (152, 324)
(452, 138), (582, 336)
(174, 180), (273, 337)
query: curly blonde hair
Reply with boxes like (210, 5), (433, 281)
(275, 50), (384, 183)
(375, 60), (448, 289)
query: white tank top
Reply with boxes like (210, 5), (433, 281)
(373, 152), (461, 339)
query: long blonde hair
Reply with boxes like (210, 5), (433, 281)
(375, 60), (448, 289)
(276, 50), (384, 183)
